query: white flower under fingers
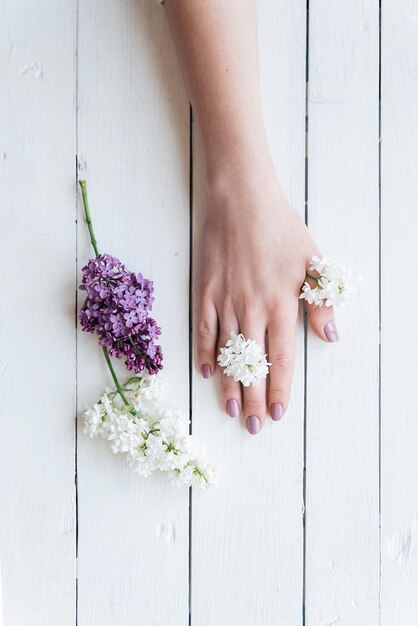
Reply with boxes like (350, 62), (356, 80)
(83, 373), (218, 489)
(217, 331), (270, 387)
(299, 256), (359, 308)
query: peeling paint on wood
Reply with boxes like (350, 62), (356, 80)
(19, 61), (42, 79)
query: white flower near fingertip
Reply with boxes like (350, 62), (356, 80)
(299, 256), (359, 308)
(217, 331), (270, 388)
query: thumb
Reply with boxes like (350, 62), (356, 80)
(307, 302), (339, 342)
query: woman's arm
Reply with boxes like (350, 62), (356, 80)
(164, 0), (272, 185)
(163, 0), (337, 434)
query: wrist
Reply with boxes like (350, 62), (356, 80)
(200, 129), (277, 197)
(205, 151), (281, 205)
(193, 102), (271, 169)
(203, 154), (289, 224)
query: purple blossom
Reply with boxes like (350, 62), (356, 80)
(79, 254), (163, 375)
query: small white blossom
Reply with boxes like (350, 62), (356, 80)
(217, 331), (270, 387)
(299, 255), (359, 308)
(300, 283), (323, 306)
(124, 373), (164, 412)
(83, 403), (105, 438)
(100, 393), (113, 414)
(158, 408), (189, 438)
(83, 375), (218, 489)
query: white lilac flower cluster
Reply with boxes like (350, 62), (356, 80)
(217, 331), (270, 388)
(299, 256), (358, 308)
(84, 374), (217, 488)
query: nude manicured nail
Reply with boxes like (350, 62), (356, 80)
(226, 399), (240, 418)
(201, 364), (212, 379)
(270, 403), (284, 421)
(324, 320), (339, 343)
(246, 415), (261, 435)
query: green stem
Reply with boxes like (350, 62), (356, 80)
(78, 179), (136, 414)
(306, 273), (319, 282)
(79, 180), (99, 256)
(102, 347), (137, 416)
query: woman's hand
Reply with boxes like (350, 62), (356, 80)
(164, 0), (337, 433)
(196, 158), (338, 434)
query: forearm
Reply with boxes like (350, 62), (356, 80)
(164, 0), (274, 185)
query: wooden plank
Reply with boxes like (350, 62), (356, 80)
(380, 2), (418, 623)
(76, 0), (190, 623)
(0, 1), (76, 623)
(191, 2), (306, 623)
(305, 1), (380, 624)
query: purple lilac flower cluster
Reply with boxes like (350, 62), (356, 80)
(79, 254), (163, 374)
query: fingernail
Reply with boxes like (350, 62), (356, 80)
(246, 415), (261, 435)
(226, 399), (240, 418)
(201, 364), (212, 379)
(270, 403), (284, 421)
(324, 320), (339, 342)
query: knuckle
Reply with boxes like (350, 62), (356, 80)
(220, 372), (237, 388)
(221, 381), (239, 397)
(240, 298), (259, 321)
(196, 346), (211, 360)
(244, 398), (265, 413)
(270, 352), (293, 370)
(197, 318), (214, 339)
(269, 384), (289, 399)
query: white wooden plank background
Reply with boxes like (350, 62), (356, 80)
(1, 1), (417, 625)
(306, 2), (380, 625)
(381, 2), (418, 625)
(0, 0), (76, 623)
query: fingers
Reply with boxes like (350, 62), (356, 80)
(239, 315), (268, 435)
(196, 298), (218, 378)
(306, 302), (339, 343)
(267, 299), (298, 421)
(218, 315), (242, 419)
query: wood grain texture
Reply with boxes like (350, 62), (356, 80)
(306, 1), (380, 624)
(381, 1), (418, 624)
(191, 2), (306, 624)
(0, 1), (76, 623)
(76, 0), (190, 624)
(2, 0), (418, 623)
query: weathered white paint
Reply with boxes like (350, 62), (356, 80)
(381, 1), (418, 624)
(305, 1), (380, 625)
(1, 0), (418, 624)
(0, 1), (76, 623)
(76, 0), (190, 624)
